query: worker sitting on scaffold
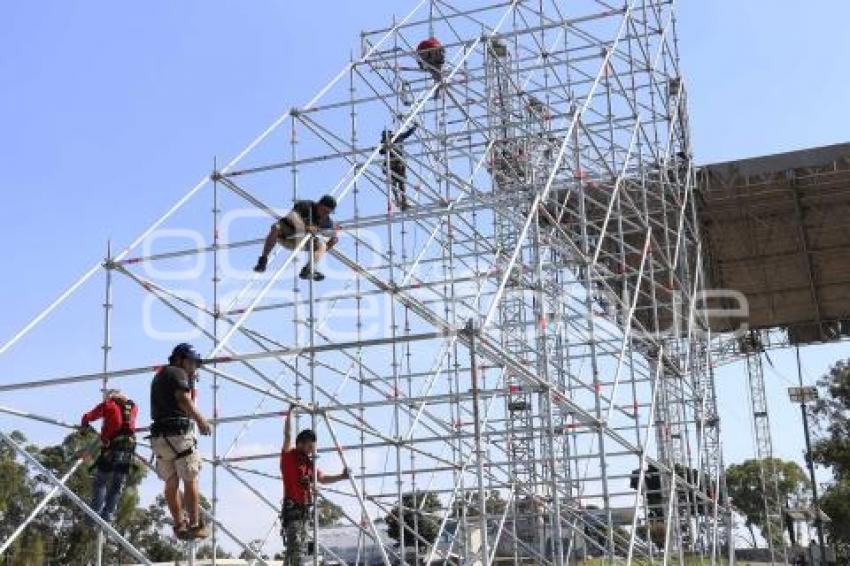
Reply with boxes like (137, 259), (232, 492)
(280, 403), (349, 566)
(253, 194), (339, 282)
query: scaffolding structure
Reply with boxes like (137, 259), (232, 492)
(0, 1), (735, 564)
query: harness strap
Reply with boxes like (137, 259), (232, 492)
(163, 435), (194, 460)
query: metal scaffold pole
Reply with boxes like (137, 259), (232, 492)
(0, 2), (738, 563)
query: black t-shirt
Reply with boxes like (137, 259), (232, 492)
(292, 200), (333, 230)
(150, 365), (192, 424)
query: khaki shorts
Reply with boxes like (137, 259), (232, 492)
(277, 211), (326, 253)
(151, 433), (201, 482)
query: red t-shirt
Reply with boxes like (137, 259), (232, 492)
(280, 449), (319, 504)
(81, 398), (138, 445)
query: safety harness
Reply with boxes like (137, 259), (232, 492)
(96, 399), (136, 473)
(149, 378), (197, 460)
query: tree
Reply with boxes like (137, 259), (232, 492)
(196, 543), (233, 559)
(451, 489), (507, 518)
(385, 491), (443, 546)
(725, 458), (808, 548)
(317, 496), (345, 527)
(0, 429), (189, 563)
(811, 359), (850, 560)
(0, 431), (44, 565)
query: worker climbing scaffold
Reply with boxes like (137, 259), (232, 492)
(254, 194), (339, 281)
(379, 121), (418, 211)
(415, 37), (445, 98)
(79, 389), (138, 524)
(149, 343), (212, 541)
(280, 404), (349, 566)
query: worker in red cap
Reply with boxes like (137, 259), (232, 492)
(80, 389), (138, 523)
(416, 37), (445, 98)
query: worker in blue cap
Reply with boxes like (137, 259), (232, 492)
(149, 343), (211, 540)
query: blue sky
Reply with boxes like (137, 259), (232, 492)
(1, 0), (849, 552)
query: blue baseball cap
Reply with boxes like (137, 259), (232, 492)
(171, 343), (203, 365)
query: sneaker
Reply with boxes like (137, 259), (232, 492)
(253, 255), (268, 273)
(299, 265), (325, 282)
(187, 520), (210, 540)
(173, 520), (190, 540)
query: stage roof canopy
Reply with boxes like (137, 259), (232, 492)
(699, 142), (850, 344)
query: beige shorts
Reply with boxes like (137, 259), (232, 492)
(277, 212), (326, 253)
(151, 432), (201, 482)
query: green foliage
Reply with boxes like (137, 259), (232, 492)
(317, 496), (345, 527)
(725, 458), (808, 548)
(385, 491), (443, 546)
(0, 429), (186, 563)
(811, 359), (850, 560)
(451, 489), (507, 518)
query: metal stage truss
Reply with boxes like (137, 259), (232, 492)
(1, 1), (734, 564)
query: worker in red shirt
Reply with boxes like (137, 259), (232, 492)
(80, 389), (138, 522)
(280, 404), (349, 566)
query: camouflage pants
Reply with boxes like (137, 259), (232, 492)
(282, 501), (308, 566)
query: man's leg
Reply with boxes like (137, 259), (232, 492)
(164, 474), (183, 526)
(391, 164), (411, 210)
(90, 468), (109, 517)
(299, 238), (327, 281)
(254, 223), (281, 272)
(100, 471), (127, 522)
(284, 518), (305, 566)
(184, 476), (200, 527)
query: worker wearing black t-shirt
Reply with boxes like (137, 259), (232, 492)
(380, 124), (417, 211)
(253, 194), (339, 281)
(150, 343), (211, 540)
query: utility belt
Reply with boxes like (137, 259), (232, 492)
(94, 434), (136, 473)
(149, 417), (192, 438)
(280, 498), (310, 525)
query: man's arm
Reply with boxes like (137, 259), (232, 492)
(317, 467), (351, 485)
(175, 390), (211, 435)
(283, 404), (295, 452)
(80, 403), (104, 429)
(397, 123), (417, 142)
(326, 226), (339, 250)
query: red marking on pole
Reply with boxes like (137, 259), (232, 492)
(509, 385), (522, 393)
(454, 420), (462, 429)
(594, 383), (602, 393)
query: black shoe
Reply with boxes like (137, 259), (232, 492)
(299, 265), (325, 282)
(253, 256), (268, 273)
